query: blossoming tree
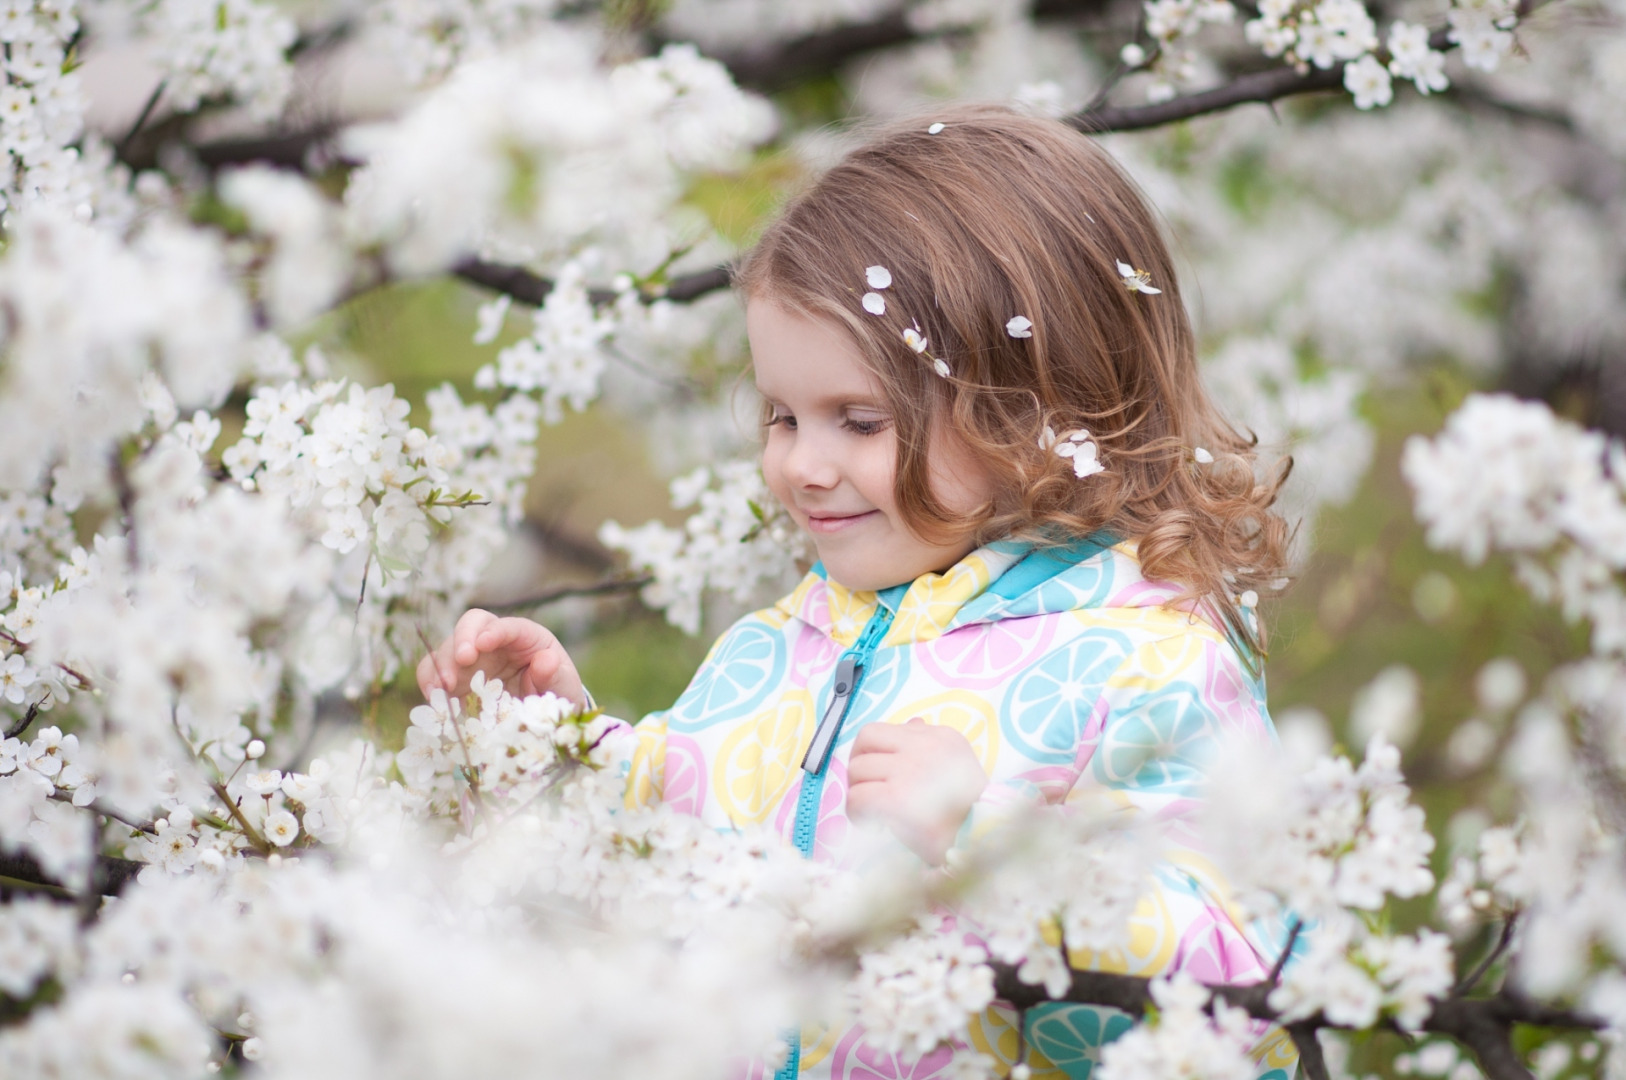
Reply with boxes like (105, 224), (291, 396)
(0, 0), (1623, 1078)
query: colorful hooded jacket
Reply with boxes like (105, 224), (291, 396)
(620, 537), (1299, 1080)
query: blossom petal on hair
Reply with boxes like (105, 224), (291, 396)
(1006, 315), (1033, 338)
(866, 265), (893, 290)
(1038, 425), (1058, 450)
(1194, 446), (1215, 464)
(1117, 259), (1162, 295)
(902, 327), (929, 353)
(928, 122), (945, 134)
(862, 291), (886, 315)
(933, 357), (951, 378)
(1053, 430), (1104, 478)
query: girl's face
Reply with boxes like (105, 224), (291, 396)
(748, 300), (994, 591)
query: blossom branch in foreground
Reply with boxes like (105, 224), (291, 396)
(988, 964), (1603, 1080)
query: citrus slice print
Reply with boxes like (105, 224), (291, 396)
(878, 691), (1000, 774)
(670, 620), (788, 733)
(623, 717), (667, 810)
(1092, 682), (1222, 796)
(965, 1005), (1063, 1080)
(883, 556), (992, 646)
(1001, 631), (1134, 765)
(829, 1027), (958, 1080)
(661, 733), (708, 818)
(1065, 887), (1178, 976)
(916, 617), (1056, 691)
(1025, 1004), (1135, 1080)
(712, 689), (816, 825)
(798, 1022), (839, 1073)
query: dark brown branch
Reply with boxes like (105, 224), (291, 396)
(3, 696), (45, 741)
(1288, 1021), (1331, 1080)
(0, 849), (144, 899)
(989, 962), (1604, 1080)
(1068, 27), (1459, 134)
(453, 258), (733, 309)
(485, 575), (654, 614)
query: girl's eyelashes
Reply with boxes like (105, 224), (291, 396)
(762, 409), (889, 435)
(842, 416), (890, 436)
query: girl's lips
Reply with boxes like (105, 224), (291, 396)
(804, 510), (879, 534)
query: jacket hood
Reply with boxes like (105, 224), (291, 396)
(773, 535), (1192, 649)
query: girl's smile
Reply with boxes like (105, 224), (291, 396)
(749, 299), (995, 592)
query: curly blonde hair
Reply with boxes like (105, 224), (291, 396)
(738, 105), (1291, 657)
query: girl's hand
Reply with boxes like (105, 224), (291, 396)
(847, 718), (989, 866)
(415, 609), (588, 710)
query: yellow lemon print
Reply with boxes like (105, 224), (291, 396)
(623, 719), (667, 810)
(713, 690), (816, 825)
(965, 1005), (1066, 1080)
(1066, 888), (1177, 976)
(886, 559), (991, 646)
(797, 1022), (838, 1071)
(887, 691), (1001, 774)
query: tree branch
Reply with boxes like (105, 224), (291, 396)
(485, 575), (654, 613)
(989, 962), (1604, 1080)
(0, 849), (144, 899)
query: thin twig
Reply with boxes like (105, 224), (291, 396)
(210, 780), (271, 853)
(3, 694), (46, 740)
(47, 790), (158, 835)
(1455, 914), (1520, 996)
(486, 575), (654, 613)
(1268, 918), (1303, 984)
(0, 630), (95, 690)
(117, 80), (167, 156)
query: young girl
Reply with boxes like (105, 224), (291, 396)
(419, 104), (1297, 1080)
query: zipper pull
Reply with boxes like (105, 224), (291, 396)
(802, 654), (859, 775)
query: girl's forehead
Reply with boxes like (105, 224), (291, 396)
(747, 300), (885, 403)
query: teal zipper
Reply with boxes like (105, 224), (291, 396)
(774, 583), (905, 1080)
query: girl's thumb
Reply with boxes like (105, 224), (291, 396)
(907, 716), (925, 725)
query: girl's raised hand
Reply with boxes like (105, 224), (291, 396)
(847, 718), (989, 866)
(415, 609), (588, 709)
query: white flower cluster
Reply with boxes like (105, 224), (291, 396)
(0, 0), (92, 215)
(222, 373), (539, 688)
(1237, 0), (1500, 110)
(962, 811), (1153, 998)
(0, 725), (95, 887)
(1272, 924), (1454, 1030)
(475, 260), (618, 422)
(218, 167), (353, 328)
(1140, 0), (1238, 103)
(342, 30), (773, 276)
(368, 0), (564, 85)
(1097, 972), (1260, 1080)
(0, 209), (252, 500)
(1404, 394), (1626, 655)
(141, 0), (298, 121)
(601, 461), (808, 635)
(1203, 734), (1436, 924)
(398, 676), (618, 819)
(850, 917), (996, 1058)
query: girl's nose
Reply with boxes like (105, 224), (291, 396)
(781, 430), (840, 490)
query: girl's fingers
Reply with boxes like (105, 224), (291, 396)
(451, 608), (499, 666)
(847, 753), (892, 785)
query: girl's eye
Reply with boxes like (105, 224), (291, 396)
(842, 416), (890, 436)
(765, 412), (796, 431)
